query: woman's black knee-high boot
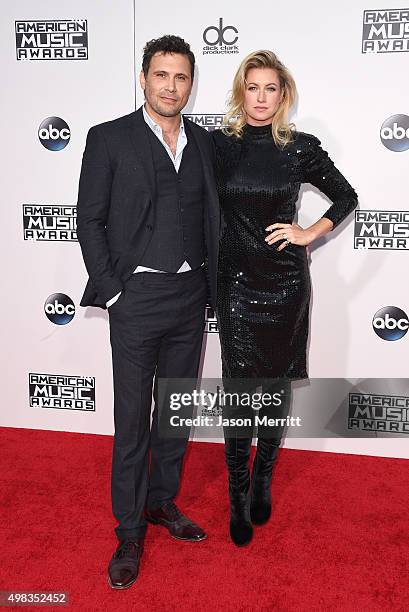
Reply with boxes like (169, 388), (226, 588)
(250, 436), (280, 525)
(250, 379), (291, 525)
(224, 435), (253, 546)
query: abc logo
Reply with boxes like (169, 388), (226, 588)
(38, 117), (70, 151)
(372, 306), (409, 341)
(380, 114), (409, 152)
(44, 293), (75, 325)
(203, 18), (238, 46)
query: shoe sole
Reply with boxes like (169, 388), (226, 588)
(146, 516), (207, 542)
(170, 533), (207, 542)
(107, 575), (137, 590)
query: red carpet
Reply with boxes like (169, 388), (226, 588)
(1, 427), (408, 611)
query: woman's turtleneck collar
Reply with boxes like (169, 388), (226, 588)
(242, 123), (273, 138)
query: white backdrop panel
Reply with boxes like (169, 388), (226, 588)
(0, 0), (408, 459)
(1, 0), (135, 434)
(134, 0), (409, 456)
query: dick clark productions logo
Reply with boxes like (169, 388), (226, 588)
(44, 293), (75, 325)
(372, 306), (409, 341)
(202, 18), (239, 54)
(38, 116), (70, 151)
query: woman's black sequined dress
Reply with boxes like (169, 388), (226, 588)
(212, 124), (358, 380)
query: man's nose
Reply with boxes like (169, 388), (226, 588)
(165, 79), (176, 92)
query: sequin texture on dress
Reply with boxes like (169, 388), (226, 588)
(211, 124), (358, 380)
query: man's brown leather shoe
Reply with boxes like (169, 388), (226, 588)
(145, 501), (207, 541)
(108, 538), (144, 590)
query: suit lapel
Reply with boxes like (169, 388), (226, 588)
(128, 106), (156, 199)
(184, 119), (219, 216)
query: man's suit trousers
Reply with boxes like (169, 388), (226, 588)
(108, 266), (207, 540)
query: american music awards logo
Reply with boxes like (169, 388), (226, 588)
(205, 304), (218, 333)
(362, 9), (409, 53)
(184, 115), (225, 131)
(23, 205), (77, 241)
(354, 210), (409, 250)
(15, 19), (88, 60)
(348, 392), (409, 433)
(29, 373), (95, 411)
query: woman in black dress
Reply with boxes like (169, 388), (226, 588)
(212, 50), (358, 546)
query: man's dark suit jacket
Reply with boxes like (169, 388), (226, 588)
(76, 106), (220, 309)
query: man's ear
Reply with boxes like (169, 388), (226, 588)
(139, 70), (146, 91)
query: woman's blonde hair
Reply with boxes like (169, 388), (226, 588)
(223, 50), (297, 147)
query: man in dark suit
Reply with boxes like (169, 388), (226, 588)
(77, 35), (219, 589)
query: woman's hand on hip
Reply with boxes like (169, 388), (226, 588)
(264, 223), (314, 251)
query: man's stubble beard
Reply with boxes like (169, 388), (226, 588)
(144, 86), (186, 118)
(150, 102), (182, 118)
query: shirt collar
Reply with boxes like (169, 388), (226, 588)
(142, 104), (185, 135)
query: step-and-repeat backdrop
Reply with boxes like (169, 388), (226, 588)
(2, 0), (408, 457)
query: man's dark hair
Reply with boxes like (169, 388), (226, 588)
(142, 35), (195, 81)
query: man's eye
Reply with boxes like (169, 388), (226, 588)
(177, 76), (186, 81)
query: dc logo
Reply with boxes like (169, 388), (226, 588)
(372, 306), (409, 341)
(380, 114), (409, 152)
(38, 117), (70, 151)
(44, 293), (75, 325)
(203, 18), (238, 46)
